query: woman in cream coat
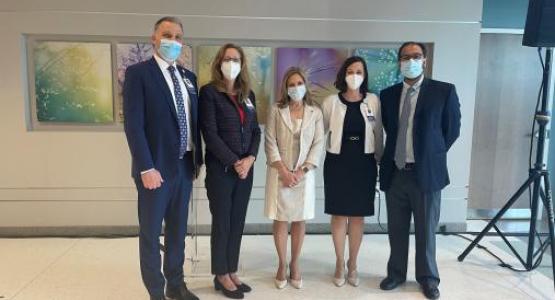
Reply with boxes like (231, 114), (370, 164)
(265, 67), (325, 289)
(322, 56), (383, 287)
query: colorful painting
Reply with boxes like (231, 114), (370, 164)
(275, 47), (349, 105)
(196, 46), (219, 88)
(197, 45), (272, 123)
(177, 44), (193, 71)
(116, 42), (193, 121)
(354, 48), (403, 95)
(33, 41), (114, 123)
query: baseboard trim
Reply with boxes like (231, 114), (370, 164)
(0, 222), (466, 237)
(467, 208), (532, 220)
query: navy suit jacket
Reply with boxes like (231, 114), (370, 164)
(123, 57), (203, 180)
(379, 78), (461, 193)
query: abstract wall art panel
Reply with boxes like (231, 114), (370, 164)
(197, 45), (272, 123)
(116, 42), (193, 121)
(353, 48), (403, 95)
(33, 41), (114, 123)
(275, 47), (349, 105)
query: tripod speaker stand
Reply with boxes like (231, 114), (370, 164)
(458, 47), (555, 289)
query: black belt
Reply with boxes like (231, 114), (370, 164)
(179, 151), (193, 160)
(398, 162), (415, 171)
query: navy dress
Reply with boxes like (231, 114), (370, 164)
(324, 94), (377, 216)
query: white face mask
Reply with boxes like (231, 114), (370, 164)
(287, 84), (306, 102)
(346, 74), (364, 91)
(221, 61), (241, 80)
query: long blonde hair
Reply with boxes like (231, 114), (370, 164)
(277, 67), (315, 109)
(210, 43), (251, 102)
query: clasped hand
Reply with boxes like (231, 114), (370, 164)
(279, 167), (304, 188)
(234, 156), (255, 179)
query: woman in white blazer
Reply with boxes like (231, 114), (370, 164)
(322, 56), (383, 287)
(264, 67), (325, 289)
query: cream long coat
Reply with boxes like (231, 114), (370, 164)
(264, 103), (325, 221)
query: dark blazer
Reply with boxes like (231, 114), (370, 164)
(379, 78), (461, 193)
(123, 57), (203, 179)
(199, 83), (261, 167)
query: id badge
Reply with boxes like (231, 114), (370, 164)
(183, 77), (197, 95)
(245, 98), (255, 110)
(183, 77), (195, 89)
(367, 109), (375, 122)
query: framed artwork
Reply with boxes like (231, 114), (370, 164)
(354, 48), (403, 95)
(197, 45), (272, 123)
(116, 42), (193, 121)
(32, 41), (114, 123)
(275, 47), (349, 105)
(26, 35), (434, 130)
(354, 43), (434, 94)
(196, 46), (219, 88)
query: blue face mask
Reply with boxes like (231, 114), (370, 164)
(400, 59), (424, 79)
(158, 39), (182, 62)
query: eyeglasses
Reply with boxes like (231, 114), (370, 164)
(222, 57), (241, 63)
(399, 54), (424, 61)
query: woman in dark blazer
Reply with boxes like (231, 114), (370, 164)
(199, 43), (261, 299)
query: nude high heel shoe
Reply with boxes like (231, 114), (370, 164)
(347, 269), (360, 287)
(346, 259), (360, 287)
(290, 275), (303, 289)
(274, 278), (287, 289)
(289, 262), (303, 289)
(333, 262), (346, 287)
(274, 264), (288, 289)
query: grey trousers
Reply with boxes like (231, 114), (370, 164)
(385, 168), (441, 286)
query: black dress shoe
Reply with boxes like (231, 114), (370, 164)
(421, 283), (440, 299)
(166, 282), (199, 300)
(150, 296), (166, 300)
(379, 277), (405, 290)
(236, 281), (252, 293)
(214, 276), (244, 299)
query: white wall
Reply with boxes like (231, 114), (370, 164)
(0, 0), (482, 234)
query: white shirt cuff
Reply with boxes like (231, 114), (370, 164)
(140, 168), (155, 175)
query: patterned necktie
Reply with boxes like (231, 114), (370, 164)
(395, 86), (416, 169)
(167, 65), (188, 159)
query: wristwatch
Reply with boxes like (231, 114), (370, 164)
(302, 166), (310, 174)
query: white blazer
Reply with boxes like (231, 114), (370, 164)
(321, 93), (384, 161)
(264, 103), (325, 221)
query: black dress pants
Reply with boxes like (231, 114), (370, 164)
(205, 157), (253, 275)
(385, 168), (442, 286)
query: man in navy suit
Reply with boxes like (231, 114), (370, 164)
(123, 16), (202, 300)
(378, 42), (461, 300)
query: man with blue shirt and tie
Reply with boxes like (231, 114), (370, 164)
(123, 16), (202, 300)
(378, 42), (461, 300)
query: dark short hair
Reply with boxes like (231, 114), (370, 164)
(154, 16), (183, 32)
(334, 56), (369, 95)
(397, 42), (427, 60)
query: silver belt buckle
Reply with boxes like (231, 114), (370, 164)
(348, 136), (360, 141)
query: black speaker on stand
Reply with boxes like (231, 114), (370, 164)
(458, 0), (555, 290)
(523, 0), (555, 47)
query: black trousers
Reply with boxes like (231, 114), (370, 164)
(385, 168), (441, 286)
(205, 157), (253, 275)
(135, 154), (193, 297)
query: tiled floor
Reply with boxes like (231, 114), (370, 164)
(1, 234), (553, 300)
